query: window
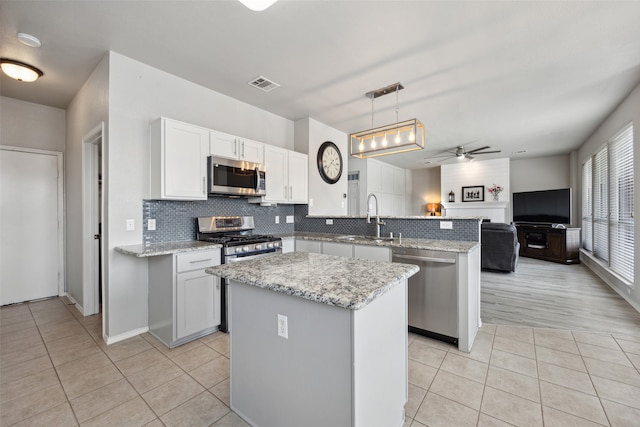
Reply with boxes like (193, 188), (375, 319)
(582, 123), (634, 283)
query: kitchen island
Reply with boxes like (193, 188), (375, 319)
(206, 251), (418, 427)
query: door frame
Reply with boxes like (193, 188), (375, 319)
(0, 145), (65, 298)
(82, 123), (104, 316)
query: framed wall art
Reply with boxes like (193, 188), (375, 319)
(462, 185), (484, 202)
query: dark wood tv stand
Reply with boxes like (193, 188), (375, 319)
(515, 224), (581, 264)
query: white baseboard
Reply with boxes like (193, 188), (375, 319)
(103, 326), (149, 345)
(64, 293), (85, 315)
(580, 249), (640, 314)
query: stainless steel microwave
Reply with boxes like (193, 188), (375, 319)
(207, 156), (266, 196)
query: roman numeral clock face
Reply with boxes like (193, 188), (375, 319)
(317, 141), (343, 184)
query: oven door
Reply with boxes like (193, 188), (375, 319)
(208, 156), (266, 196)
(220, 248), (282, 333)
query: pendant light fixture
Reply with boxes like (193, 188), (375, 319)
(238, 0), (278, 11)
(0, 58), (43, 82)
(349, 82), (424, 159)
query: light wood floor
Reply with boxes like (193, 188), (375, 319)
(481, 256), (640, 335)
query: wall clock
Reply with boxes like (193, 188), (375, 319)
(317, 141), (343, 184)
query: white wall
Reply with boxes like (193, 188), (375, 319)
(441, 158), (510, 203)
(577, 81), (640, 312)
(1, 97), (65, 152)
(65, 54), (109, 320)
(408, 167), (441, 216)
(298, 117), (348, 216)
(102, 51), (296, 339)
(510, 155), (570, 193)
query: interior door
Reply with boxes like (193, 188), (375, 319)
(1, 148), (61, 305)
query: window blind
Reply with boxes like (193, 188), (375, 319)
(608, 124), (634, 282)
(582, 161), (593, 251)
(593, 146), (609, 262)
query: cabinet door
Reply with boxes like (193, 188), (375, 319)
(210, 130), (238, 160)
(547, 231), (566, 259)
(288, 151), (308, 203)
(239, 139), (264, 164)
(322, 242), (353, 258)
(295, 239), (322, 253)
(353, 245), (390, 262)
(176, 270), (220, 339)
(281, 238), (295, 254)
(264, 145), (288, 203)
(163, 119), (208, 200)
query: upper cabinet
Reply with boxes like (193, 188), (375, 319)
(210, 130), (264, 164)
(349, 158), (407, 216)
(150, 117), (209, 200)
(262, 145), (308, 204)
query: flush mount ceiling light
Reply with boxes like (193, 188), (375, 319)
(238, 0), (278, 11)
(17, 33), (42, 48)
(0, 58), (43, 82)
(349, 82), (425, 159)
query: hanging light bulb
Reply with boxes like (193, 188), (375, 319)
(371, 136), (377, 149)
(358, 138), (364, 152)
(382, 133), (388, 147)
(409, 126), (416, 142)
(395, 129), (402, 144)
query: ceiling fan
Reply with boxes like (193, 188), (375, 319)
(430, 145), (502, 162)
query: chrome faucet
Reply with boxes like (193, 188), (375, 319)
(366, 193), (385, 238)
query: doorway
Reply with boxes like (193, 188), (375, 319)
(82, 123), (104, 316)
(0, 146), (64, 305)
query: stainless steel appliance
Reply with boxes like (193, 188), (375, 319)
(207, 156), (266, 196)
(392, 247), (458, 344)
(197, 216), (281, 332)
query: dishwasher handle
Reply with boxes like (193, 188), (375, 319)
(393, 253), (456, 264)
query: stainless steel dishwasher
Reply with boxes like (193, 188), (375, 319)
(392, 248), (458, 344)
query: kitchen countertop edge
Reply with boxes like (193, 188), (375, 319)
(115, 241), (222, 257)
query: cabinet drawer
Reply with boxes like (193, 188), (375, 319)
(176, 250), (220, 273)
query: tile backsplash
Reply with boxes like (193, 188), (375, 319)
(143, 199), (480, 245)
(143, 198), (295, 245)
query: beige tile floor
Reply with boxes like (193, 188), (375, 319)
(1, 297), (640, 426)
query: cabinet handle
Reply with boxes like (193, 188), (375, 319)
(202, 177), (206, 195)
(189, 259), (212, 264)
(234, 140), (237, 155)
(242, 141), (245, 158)
(284, 185), (287, 198)
(289, 186), (293, 200)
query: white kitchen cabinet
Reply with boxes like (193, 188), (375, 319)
(281, 238), (295, 253)
(262, 145), (308, 204)
(349, 158), (406, 216)
(149, 249), (221, 348)
(210, 130), (264, 164)
(150, 117), (209, 200)
(295, 239), (322, 253)
(322, 242), (353, 258)
(353, 245), (390, 262)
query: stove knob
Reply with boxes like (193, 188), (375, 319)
(242, 246), (250, 253)
(273, 241), (281, 248)
(255, 244), (263, 251)
(266, 242), (274, 249)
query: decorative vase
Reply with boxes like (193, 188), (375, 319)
(492, 192), (500, 201)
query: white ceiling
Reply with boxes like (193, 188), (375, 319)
(1, 1), (640, 169)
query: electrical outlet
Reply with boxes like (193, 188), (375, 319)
(277, 314), (288, 339)
(275, 216), (280, 224)
(326, 219), (333, 225)
(286, 215), (294, 223)
(126, 219), (135, 231)
(440, 221), (453, 229)
(147, 219), (156, 231)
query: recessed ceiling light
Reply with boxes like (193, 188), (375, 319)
(17, 33), (41, 48)
(0, 58), (43, 82)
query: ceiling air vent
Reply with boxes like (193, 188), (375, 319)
(248, 75), (280, 93)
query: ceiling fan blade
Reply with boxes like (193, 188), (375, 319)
(466, 146), (491, 154)
(465, 154), (474, 160)
(473, 150), (502, 155)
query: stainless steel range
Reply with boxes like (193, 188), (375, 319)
(197, 216), (282, 333)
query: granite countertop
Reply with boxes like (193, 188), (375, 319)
(305, 215), (483, 220)
(205, 252), (419, 310)
(275, 232), (479, 253)
(115, 241), (222, 257)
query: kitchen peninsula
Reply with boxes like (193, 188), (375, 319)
(206, 252), (419, 427)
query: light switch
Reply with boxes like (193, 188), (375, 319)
(126, 219), (135, 231)
(275, 216), (280, 224)
(440, 221), (453, 229)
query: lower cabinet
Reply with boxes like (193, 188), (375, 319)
(149, 249), (221, 348)
(295, 239), (391, 261)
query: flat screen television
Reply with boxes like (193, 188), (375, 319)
(512, 188), (572, 225)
